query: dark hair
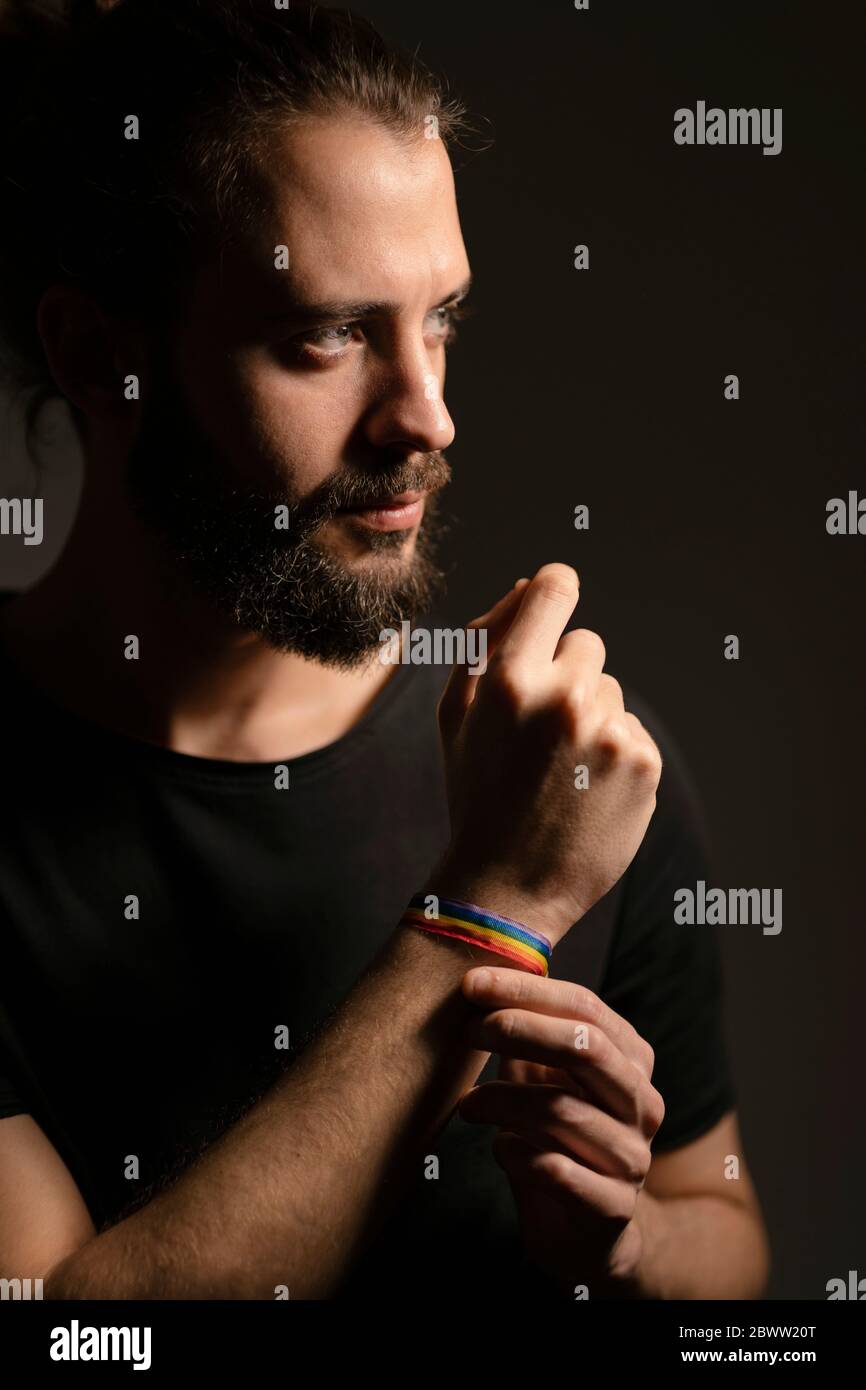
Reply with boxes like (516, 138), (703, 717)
(0, 0), (474, 440)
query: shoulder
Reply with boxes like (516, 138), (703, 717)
(599, 678), (721, 988)
(618, 680), (716, 883)
(601, 684), (735, 1152)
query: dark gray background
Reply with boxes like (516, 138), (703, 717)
(1, 0), (863, 1299)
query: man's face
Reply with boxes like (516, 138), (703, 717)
(127, 115), (471, 668)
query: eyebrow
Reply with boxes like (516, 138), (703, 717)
(264, 274), (473, 324)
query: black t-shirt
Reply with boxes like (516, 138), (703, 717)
(0, 598), (735, 1297)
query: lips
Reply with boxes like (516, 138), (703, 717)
(341, 490), (424, 511)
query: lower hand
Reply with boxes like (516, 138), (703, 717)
(457, 965), (665, 1295)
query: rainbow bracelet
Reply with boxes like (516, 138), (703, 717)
(400, 892), (552, 976)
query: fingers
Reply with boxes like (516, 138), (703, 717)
(593, 673), (625, 722)
(437, 578), (530, 740)
(550, 627), (607, 711)
(491, 562), (580, 672)
(553, 624), (605, 674)
(462, 967), (656, 1080)
(622, 709), (661, 757)
(459, 1080), (652, 1185)
(490, 1132), (637, 1229)
(551, 644), (662, 784)
(554, 632), (659, 742)
(464, 1005), (665, 1134)
(497, 1056), (555, 1086)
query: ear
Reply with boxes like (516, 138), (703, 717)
(36, 283), (145, 425)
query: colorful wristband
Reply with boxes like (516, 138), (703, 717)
(400, 892), (552, 976)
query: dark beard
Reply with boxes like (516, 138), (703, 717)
(125, 359), (453, 670)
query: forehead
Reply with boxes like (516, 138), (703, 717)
(208, 116), (469, 317)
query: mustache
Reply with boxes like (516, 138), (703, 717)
(288, 452), (452, 535)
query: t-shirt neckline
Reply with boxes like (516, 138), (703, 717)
(0, 590), (420, 787)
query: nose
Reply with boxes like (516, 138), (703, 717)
(362, 337), (456, 455)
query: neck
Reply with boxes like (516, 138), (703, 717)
(0, 471), (399, 762)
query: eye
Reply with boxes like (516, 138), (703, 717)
(283, 297), (473, 367)
(302, 324), (355, 354)
(426, 306), (451, 336)
(426, 300), (471, 346)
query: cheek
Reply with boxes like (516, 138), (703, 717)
(232, 352), (362, 492)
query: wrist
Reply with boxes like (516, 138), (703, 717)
(404, 890), (549, 975)
(419, 865), (573, 950)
